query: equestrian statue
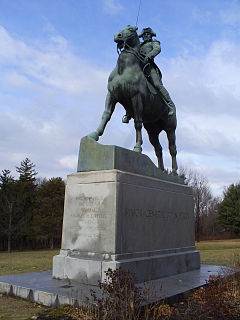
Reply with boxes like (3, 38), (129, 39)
(88, 25), (178, 175)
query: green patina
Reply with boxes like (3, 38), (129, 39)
(78, 136), (184, 184)
(88, 25), (178, 175)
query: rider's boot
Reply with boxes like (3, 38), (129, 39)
(156, 83), (175, 116)
(150, 71), (176, 117)
(122, 114), (131, 123)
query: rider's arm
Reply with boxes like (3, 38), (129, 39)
(148, 40), (161, 60)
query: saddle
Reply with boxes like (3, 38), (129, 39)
(146, 80), (157, 95)
(143, 60), (162, 95)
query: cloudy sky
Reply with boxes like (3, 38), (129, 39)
(0, 0), (240, 196)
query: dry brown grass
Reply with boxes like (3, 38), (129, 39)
(0, 293), (47, 320)
(196, 239), (240, 266)
(0, 249), (58, 276)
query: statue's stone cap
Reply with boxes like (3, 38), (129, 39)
(77, 136), (184, 185)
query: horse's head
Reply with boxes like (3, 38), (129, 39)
(114, 25), (139, 49)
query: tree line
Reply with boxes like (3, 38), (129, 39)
(179, 168), (240, 242)
(0, 159), (239, 252)
(0, 158), (65, 252)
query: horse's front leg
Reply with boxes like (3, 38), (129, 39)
(88, 92), (116, 141)
(132, 95), (143, 153)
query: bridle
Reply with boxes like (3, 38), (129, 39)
(117, 31), (144, 60)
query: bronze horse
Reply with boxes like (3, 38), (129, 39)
(89, 25), (178, 174)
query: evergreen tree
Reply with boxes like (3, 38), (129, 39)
(16, 158), (37, 184)
(31, 177), (65, 249)
(218, 183), (240, 235)
(0, 170), (18, 252)
(15, 158), (38, 242)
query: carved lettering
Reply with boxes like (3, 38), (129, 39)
(125, 208), (188, 220)
(76, 193), (103, 207)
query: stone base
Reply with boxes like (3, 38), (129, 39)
(53, 168), (200, 285)
(0, 265), (228, 306)
(53, 248), (200, 285)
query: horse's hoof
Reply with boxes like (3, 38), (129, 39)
(88, 131), (99, 141)
(133, 146), (142, 153)
(171, 170), (178, 176)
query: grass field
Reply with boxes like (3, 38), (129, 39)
(196, 239), (240, 266)
(0, 249), (58, 276)
(0, 294), (46, 320)
(0, 250), (58, 319)
(0, 240), (240, 319)
(0, 240), (239, 277)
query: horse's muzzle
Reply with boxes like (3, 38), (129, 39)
(114, 33), (123, 42)
(117, 41), (124, 50)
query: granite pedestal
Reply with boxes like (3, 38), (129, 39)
(53, 137), (200, 285)
(0, 265), (226, 306)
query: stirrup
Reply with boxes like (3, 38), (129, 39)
(122, 115), (130, 123)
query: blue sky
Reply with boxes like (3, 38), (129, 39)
(0, 0), (240, 196)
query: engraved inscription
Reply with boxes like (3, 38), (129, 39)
(70, 194), (107, 222)
(69, 194), (112, 237)
(62, 186), (115, 251)
(125, 208), (189, 220)
(76, 193), (103, 206)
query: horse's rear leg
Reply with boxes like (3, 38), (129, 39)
(166, 130), (178, 175)
(147, 131), (164, 171)
(88, 92), (116, 141)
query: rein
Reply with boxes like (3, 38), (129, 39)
(124, 44), (145, 63)
(118, 41), (151, 78)
(118, 40), (145, 63)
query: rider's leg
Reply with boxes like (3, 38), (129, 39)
(150, 69), (175, 116)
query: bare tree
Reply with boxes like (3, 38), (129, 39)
(179, 167), (212, 242)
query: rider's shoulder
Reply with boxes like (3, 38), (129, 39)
(152, 40), (160, 46)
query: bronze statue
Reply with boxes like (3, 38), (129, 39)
(88, 25), (178, 175)
(122, 27), (175, 123)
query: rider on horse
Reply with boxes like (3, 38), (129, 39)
(122, 27), (175, 123)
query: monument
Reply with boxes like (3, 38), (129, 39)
(52, 25), (200, 285)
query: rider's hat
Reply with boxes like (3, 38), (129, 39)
(139, 27), (156, 38)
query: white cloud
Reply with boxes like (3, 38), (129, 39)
(59, 155), (78, 170)
(11, 152), (29, 163)
(103, 0), (123, 15)
(0, 24), (240, 197)
(0, 26), (108, 96)
(220, 1), (240, 26)
(159, 38), (240, 195)
(4, 72), (34, 89)
(39, 122), (56, 135)
(0, 25), (109, 179)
